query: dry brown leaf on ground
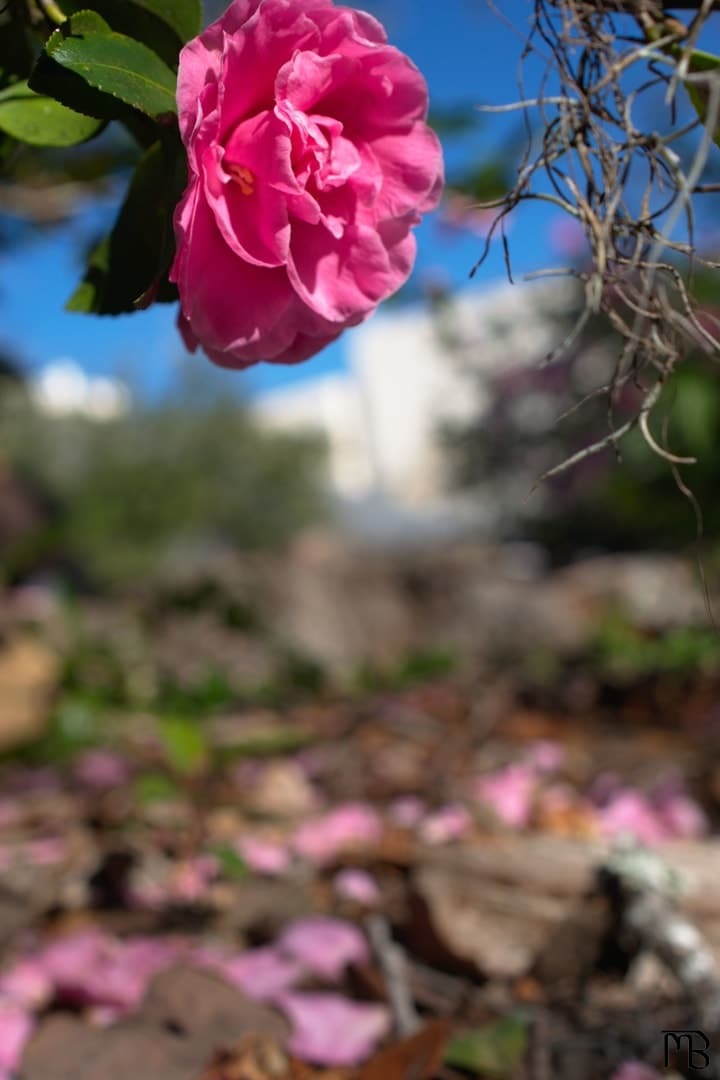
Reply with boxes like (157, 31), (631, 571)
(357, 1020), (452, 1080)
(21, 967), (289, 1080)
(199, 1034), (353, 1080)
(0, 636), (59, 751)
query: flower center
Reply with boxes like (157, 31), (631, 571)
(226, 163), (255, 196)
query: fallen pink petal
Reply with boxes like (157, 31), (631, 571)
(526, 740), (565, 774)
(0, 999), (33, 1073)
(236, 836), (292, 875)
(596, 790), (668, 845)
(333, 868), (381, 905)
(277, 991), (391, 1066)
(73, 749), (131, 790)
(473, 764), (537, 828)
(278, 916), (368, 982)
(388, 795), (428, 828)
(216, 946), (304, 1002)
(171, 855), (218, 902)
(657, 792), (708, 839)
(0, 960), (52, 1010)
(419, 804), (472, 844)
(38, 930), (184, 1012)
(610, 1063), (663, 1080)
(293, 803), (383, 865)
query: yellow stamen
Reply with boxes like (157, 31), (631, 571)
(227, 163), (255, 196)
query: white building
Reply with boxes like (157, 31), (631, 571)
(254, 279), (572, 511)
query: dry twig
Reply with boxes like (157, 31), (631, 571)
(481, 0), (720, 478)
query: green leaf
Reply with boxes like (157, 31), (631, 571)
(0, 80), (101, 147)
(58, 0), (201, 47)
(67, 135), (185, 314)
(213, 844), (250, 881)
(135, 772), (181, 805)
(444, 1016), (529, 1077)
(55, 0), (190, 69)
(65, 9), (113, 33)
(30, 57), (128, 124)
(131, 0), (202, 45)
(158, 716), (208, 775)
(682, 49), (720, 149)
(45, 17), (177, 119)
(655, 39), (720, 149)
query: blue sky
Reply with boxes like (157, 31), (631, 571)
(0, 0), (553, 399)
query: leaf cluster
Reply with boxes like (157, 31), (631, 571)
(0, 376), (328, 585)
(1, 0), (202, 313)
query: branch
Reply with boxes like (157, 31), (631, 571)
(366, 914), (421, 1039)
(600, 845), (720, 1030)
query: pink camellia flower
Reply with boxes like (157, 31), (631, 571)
(171, 0), (443, 367)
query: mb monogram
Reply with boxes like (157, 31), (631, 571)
(663, 1030), (711, 1070)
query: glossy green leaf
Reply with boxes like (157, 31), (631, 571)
(444, 1016), (529, 1077)
(55, 0), (186, 69)
(131, 0), (202, 45)
(46, 18), (177, 118)
(0, 80), (101, 146)
(67, 135), (185, 314)
(64, 8), (113, 33)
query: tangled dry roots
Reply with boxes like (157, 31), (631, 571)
(480, 0), (720, 479)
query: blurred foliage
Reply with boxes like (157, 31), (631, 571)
(0, 0), (194, 302)
(444, 1015), (530, 1077)
(443, 263), (720, 559)
(0, 376), (328, 585)
(353, 646), (458, 694)
(592, 614), (720, 681)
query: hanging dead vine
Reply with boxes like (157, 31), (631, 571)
(479, 0), (720, 480)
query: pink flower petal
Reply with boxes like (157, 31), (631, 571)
(25, 837), (66, 866)
(172, 855), (218, 902)
(38, 930), (184, 1012)
(171, 0), (443, 368)
(388, 795), (427, 828)
(293, 803), (382, 866)
(218, 946), (304, 1002)
(527, 740), (565, 774)
(597, 791), (667, 845)
(277, 991), (390, 1066)
(278, 916), (368, 981)
(0, 999), (33, 1072)
(658, 793), (708, 839)
(333, 868), (380, 906)
(0, 959), (52, 1010)
(236, 836), (291, 875)
(73, 749), (130, 790)
(473, 764), (537, 828)
(610, 1063), (662, 1080)
(419, 804), (472, 845)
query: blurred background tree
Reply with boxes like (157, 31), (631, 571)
(0, 365), (327, 586)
